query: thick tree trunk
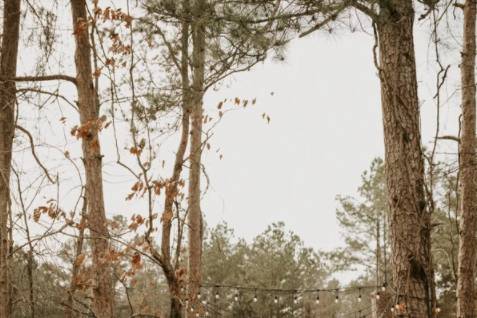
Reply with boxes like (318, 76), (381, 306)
(456, 0), (477, 317)
(187, 0), (206, 316)
(70, 1), (114, 317)
(376, 1), (434, 316)
(0, 1), (21, 317)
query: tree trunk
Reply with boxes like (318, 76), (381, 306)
(187, 0), (206, 315)
(456, 0), (477, 317)
(65, 198), (86, 318)
(168, 277), (184, 318)
(0, 1), (21, 317)
(70, 1), (114, 317)
(376, 1), (434, 316)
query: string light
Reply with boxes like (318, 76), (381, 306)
(234, 292), (239, 302)
(198, 292), (201, 299)
(274, 296), (278, 304)
(375, 292), (380, 300)
(215, 291), (220, 300)
(253, 293), (258, 302)
(315, 290), (320, 304)
(381, 282), (387, 292)
(358, 288), (362, 302)
(335, 293), (339, 303)
(293, 294), (298, 304)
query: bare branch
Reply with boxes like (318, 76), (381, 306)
(15, 124), (55, 183)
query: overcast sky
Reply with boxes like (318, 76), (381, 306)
(197, 24), (461, 252)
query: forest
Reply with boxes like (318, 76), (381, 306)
(0, 0), (476, 317)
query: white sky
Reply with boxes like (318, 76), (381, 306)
(198, 25), (462, 252)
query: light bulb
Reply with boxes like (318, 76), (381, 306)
(358, 294), (362, 302)
(234, 293), (239, 302)
(274, 296), (278, 304)
(293, 296), (298, 304)
(436, 307), (441, 314)
(376, 292), (380, 300)
(335, 295), (339, 303)
(253, 295), (258, 302)
(215, 292), (220, 300)
(315, 296), (320, 304)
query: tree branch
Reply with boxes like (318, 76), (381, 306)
(0, 74), (77, 85)
(15, 125), (55, 183)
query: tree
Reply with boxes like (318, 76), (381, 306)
(298, 1), (436, 315)
(335, 158), (389, 284)
(0, 1), (22, 316)
(201, 222), (331, 318)
(456, 0), (477, 316)
(186, 0), (207, 315)
(70, 0), (114, 316)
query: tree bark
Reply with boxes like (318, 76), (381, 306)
(0, 1), (21, 317)
(456, 0), (477, 317)
(70, 1), (114, 317)
(376, 1), (434, 316)
(187, 0), (206, 316)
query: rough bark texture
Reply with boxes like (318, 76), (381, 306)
(456, 0), (477, 317)
(0, 1), (21, 317)
(70, 1), (114, 317)
(187, 0), (206, 316)
(376, 1), (433, 316)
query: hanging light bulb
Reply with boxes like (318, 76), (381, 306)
(436, 307), (441, 314)
(315, 294), (320, 304)
(253, 294), (258, 302)
(201, 299), (207, 306)
(335, 294), (339, 303)
(376, 292), (381, 300)
(293, 295), (298, 304)
(381, 282), (387, 292)
(195, 313), (199, 318)
(190, 306), (194, 313)
(274, 296), (278, 304)
(215, 291), (220, 300)
(358, 288), (362, 302)
(390, 307), (395, 313)
(234, 292), (239, 302)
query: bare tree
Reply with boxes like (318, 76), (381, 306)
(186, 0), (207, 315)
(456, 0), (477, 316)
(0, 1), (21, 316)
(70, 0), (114, 316)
